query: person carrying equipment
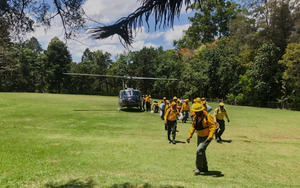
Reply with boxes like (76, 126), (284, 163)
(181, 99), (190, 123)
(214, 102), (230, 143)
(151, 101), (159, 113)
(186, 104), (216, 175)
(159, 97), (167, 120)
(164, 102), (180, 144)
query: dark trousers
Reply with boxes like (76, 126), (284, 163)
(196, 136), (211, 171)
(182, 111), (189, 123)
(160, 110), (165, 120)
(146, 102), (151, 111)
(166, 121), (176, 141)
(215, 119), (225, 140)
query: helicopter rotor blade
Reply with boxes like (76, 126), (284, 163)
(130, 76), (177, 81)
(64, 73), (177, 81)
(63, 73), (127, 79)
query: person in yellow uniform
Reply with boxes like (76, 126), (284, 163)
(190, 97), (202, 120)
(214, 102), (230, 143)
(164, 102), (180, 144)
(145, 95), (151, 112)
(186, 103), (216, 175)
(181, 99), (190, 123)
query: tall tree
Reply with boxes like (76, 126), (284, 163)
(244, 42), (282, 104)
(45, 37), (72, 93)
(279, 42), (300, 108)
(174, 0), (240, 49)
(0, 19), (18, 91)
(23, 37), (43, 56)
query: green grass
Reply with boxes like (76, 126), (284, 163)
(0, 93), (300, 188)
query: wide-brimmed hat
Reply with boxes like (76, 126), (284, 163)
(192, 104), (205, 112)
(219, 102), (225, 106)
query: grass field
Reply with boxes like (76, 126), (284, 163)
(0, 93), (299, 188)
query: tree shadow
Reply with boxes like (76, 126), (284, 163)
(109, 182), (184, 188)
(121, 108), (143, 113)
(45, 179), (95, 188)
(45, 180), (186, 188)
(73, 109), (116, 112)
(198, 171), (224, 178)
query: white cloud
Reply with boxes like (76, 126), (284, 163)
(163, 24), (191, 45)
(25, 2), (192, 62)
(83, 0), (139, 24)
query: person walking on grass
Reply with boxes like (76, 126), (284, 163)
(145, 95), (151, 112)
(181, 99), (190, 123)
(214, 102), (230, 143)
(159, 97), (167, 120)
(186, 104), (216, 175)
(164, 102), (180, 144)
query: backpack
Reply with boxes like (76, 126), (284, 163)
(194, 115), (208, 131)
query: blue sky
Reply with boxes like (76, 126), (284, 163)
(26, 0), (195, 62)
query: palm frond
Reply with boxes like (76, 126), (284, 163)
(89, 0), (204, 46)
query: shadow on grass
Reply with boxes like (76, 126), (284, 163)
(198, 171), (224, 178)
(221, 139), (232, 143)
(109, 182), (184, 188)
(175, 140), (186, 144)
(45, 179), (95, 188)
(45, 180), (184, 188)
(73, 109), (117, 112)
(121, 108), (144, 113)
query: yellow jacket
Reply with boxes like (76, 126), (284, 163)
(145, 96), (150, 102)
(181, 102), (190, 112)
(158, 100), (163, 106)
(164, 103), (170, 114)
(164, 108), (179, 122)
(214, 108), (229, 121)
(187, 114), (216, 139)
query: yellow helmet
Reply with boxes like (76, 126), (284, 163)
(185, 99), (189, 102)
(163, 97), (166, 100)
(192, 104), (205, 112)
(195, 97), (201, 103)
(173, 96), (177, 100)
(201, 97), (205, 101)
(219, 102), (225, 106)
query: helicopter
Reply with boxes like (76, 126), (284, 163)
(63, 73), (177, 110)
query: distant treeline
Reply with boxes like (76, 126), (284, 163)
(0, 0), (299, 110)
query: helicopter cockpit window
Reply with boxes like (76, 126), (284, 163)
(123, 90), (132, 97)
(133, 91), (140, 97)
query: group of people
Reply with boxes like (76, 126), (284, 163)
(143, 95), (230, 175)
